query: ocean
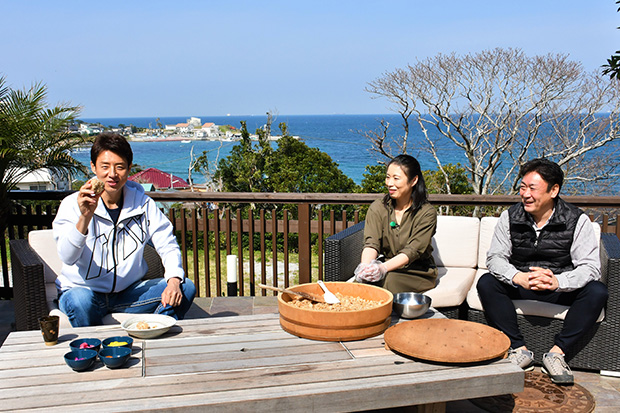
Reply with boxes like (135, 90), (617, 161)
(78, 114), (465, 185)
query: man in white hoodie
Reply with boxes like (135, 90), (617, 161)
(53, 133), (196, 327)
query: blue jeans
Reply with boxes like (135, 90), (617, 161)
(59, 278), (196, 327)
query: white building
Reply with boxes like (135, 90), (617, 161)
(14, 168), (72, 191)
(187, 117), (202, 128)
(78, 123), (103, 135)
(201, 122), (219, 138)
(175, 123), (190, 133)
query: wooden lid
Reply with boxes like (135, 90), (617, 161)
(384, 319), (510, 363)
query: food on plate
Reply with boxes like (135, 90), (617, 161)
(79, 342), (94, 349)
(136, 321), (151, 330)
(285, 292), (385, 311)
(107, 341), (129, 347)
(89, 177), (105, 195)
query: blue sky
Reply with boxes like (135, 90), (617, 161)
(2, 0), (618, 117)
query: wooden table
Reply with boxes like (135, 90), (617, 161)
(0, 313), (523, 412)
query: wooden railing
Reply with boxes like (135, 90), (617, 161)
(4, 191), (620, 299)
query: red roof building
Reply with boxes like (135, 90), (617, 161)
(129, 167), (189, 190)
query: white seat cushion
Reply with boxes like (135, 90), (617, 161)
(478, 217), (499, 270)
(432, 216), (480, 268)
(28, 229), (61, 283)
(425, 267), (476, 308)
(465, 269), (488, 311)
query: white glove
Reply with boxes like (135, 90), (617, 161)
(354, 260), (387, 283)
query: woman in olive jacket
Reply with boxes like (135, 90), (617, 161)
(356, 154), (438, 294)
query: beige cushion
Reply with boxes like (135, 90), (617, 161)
(28, 229), (61, 283)
(432, 216), (480, 268)
(425, 267), (477, 308)
(29, 230), (69, 325)
(478, 217), (499, 270)
(465, 269), (488, 312)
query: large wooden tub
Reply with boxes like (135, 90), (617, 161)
(277, 282), (393, 341)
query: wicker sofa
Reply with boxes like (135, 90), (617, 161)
(10, 229), (164, 331)
(325, 216), (494, 319)
(324, 215), (620, 373)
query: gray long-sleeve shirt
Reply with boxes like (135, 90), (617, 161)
(486, 209), (601, 292)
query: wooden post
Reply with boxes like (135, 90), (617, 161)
(248, 209), (255, 296)
(192, 208), (200, 295)
(318, 210), (324, 281)
(180, 207), (188, 275)
(236, 208), (244, 296)
(298, 203), (311, 284)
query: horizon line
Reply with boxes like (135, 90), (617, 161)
(80, 113), (395, 119)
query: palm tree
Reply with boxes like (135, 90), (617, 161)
(0, 75), (88, 284)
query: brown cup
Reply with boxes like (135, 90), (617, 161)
(38, 315), (59, 346)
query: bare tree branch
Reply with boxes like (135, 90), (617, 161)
(365, 48), (620, 196)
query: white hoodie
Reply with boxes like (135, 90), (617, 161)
(53, 180), (185, 293)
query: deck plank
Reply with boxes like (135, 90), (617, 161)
(2, 363), (522, 412)
(0, 314), (523, 412)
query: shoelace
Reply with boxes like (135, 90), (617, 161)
(547, 354), (571, 374)
(509, 349), (528, 359)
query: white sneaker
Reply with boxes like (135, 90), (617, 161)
(507, 348), (535, 371)
(542, 352), (574, 385)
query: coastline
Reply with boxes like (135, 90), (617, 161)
(129, 134), (297, 143)
(73, 114), (452, 186)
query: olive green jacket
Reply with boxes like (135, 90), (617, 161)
(363, 196), (438, 293)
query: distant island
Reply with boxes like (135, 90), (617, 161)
(74, 116), (296, 142)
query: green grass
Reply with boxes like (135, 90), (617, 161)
(181, 248), (320, 297)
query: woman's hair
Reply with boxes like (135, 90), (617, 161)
(91, 132), (133, 167)
(386, 154), (428, 209)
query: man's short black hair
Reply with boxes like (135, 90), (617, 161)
(91, 132), (133, 167)
(519, 158), (563, 192)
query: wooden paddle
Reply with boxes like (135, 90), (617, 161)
(258, 283), (328, 303)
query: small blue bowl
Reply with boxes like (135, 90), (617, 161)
(102, 336), (133, 350)
(64, 349), (97, 371)
(99, 346), (131, 369)
(69, 338), (102, 353)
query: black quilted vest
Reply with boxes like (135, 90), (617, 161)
(508, 198), (583, 274)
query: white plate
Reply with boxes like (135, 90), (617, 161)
(121, 314), (177, 339)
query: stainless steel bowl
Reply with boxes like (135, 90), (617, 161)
(392, 292), (432, 319)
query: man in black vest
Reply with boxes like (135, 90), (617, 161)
(477, 158), (608, 385)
